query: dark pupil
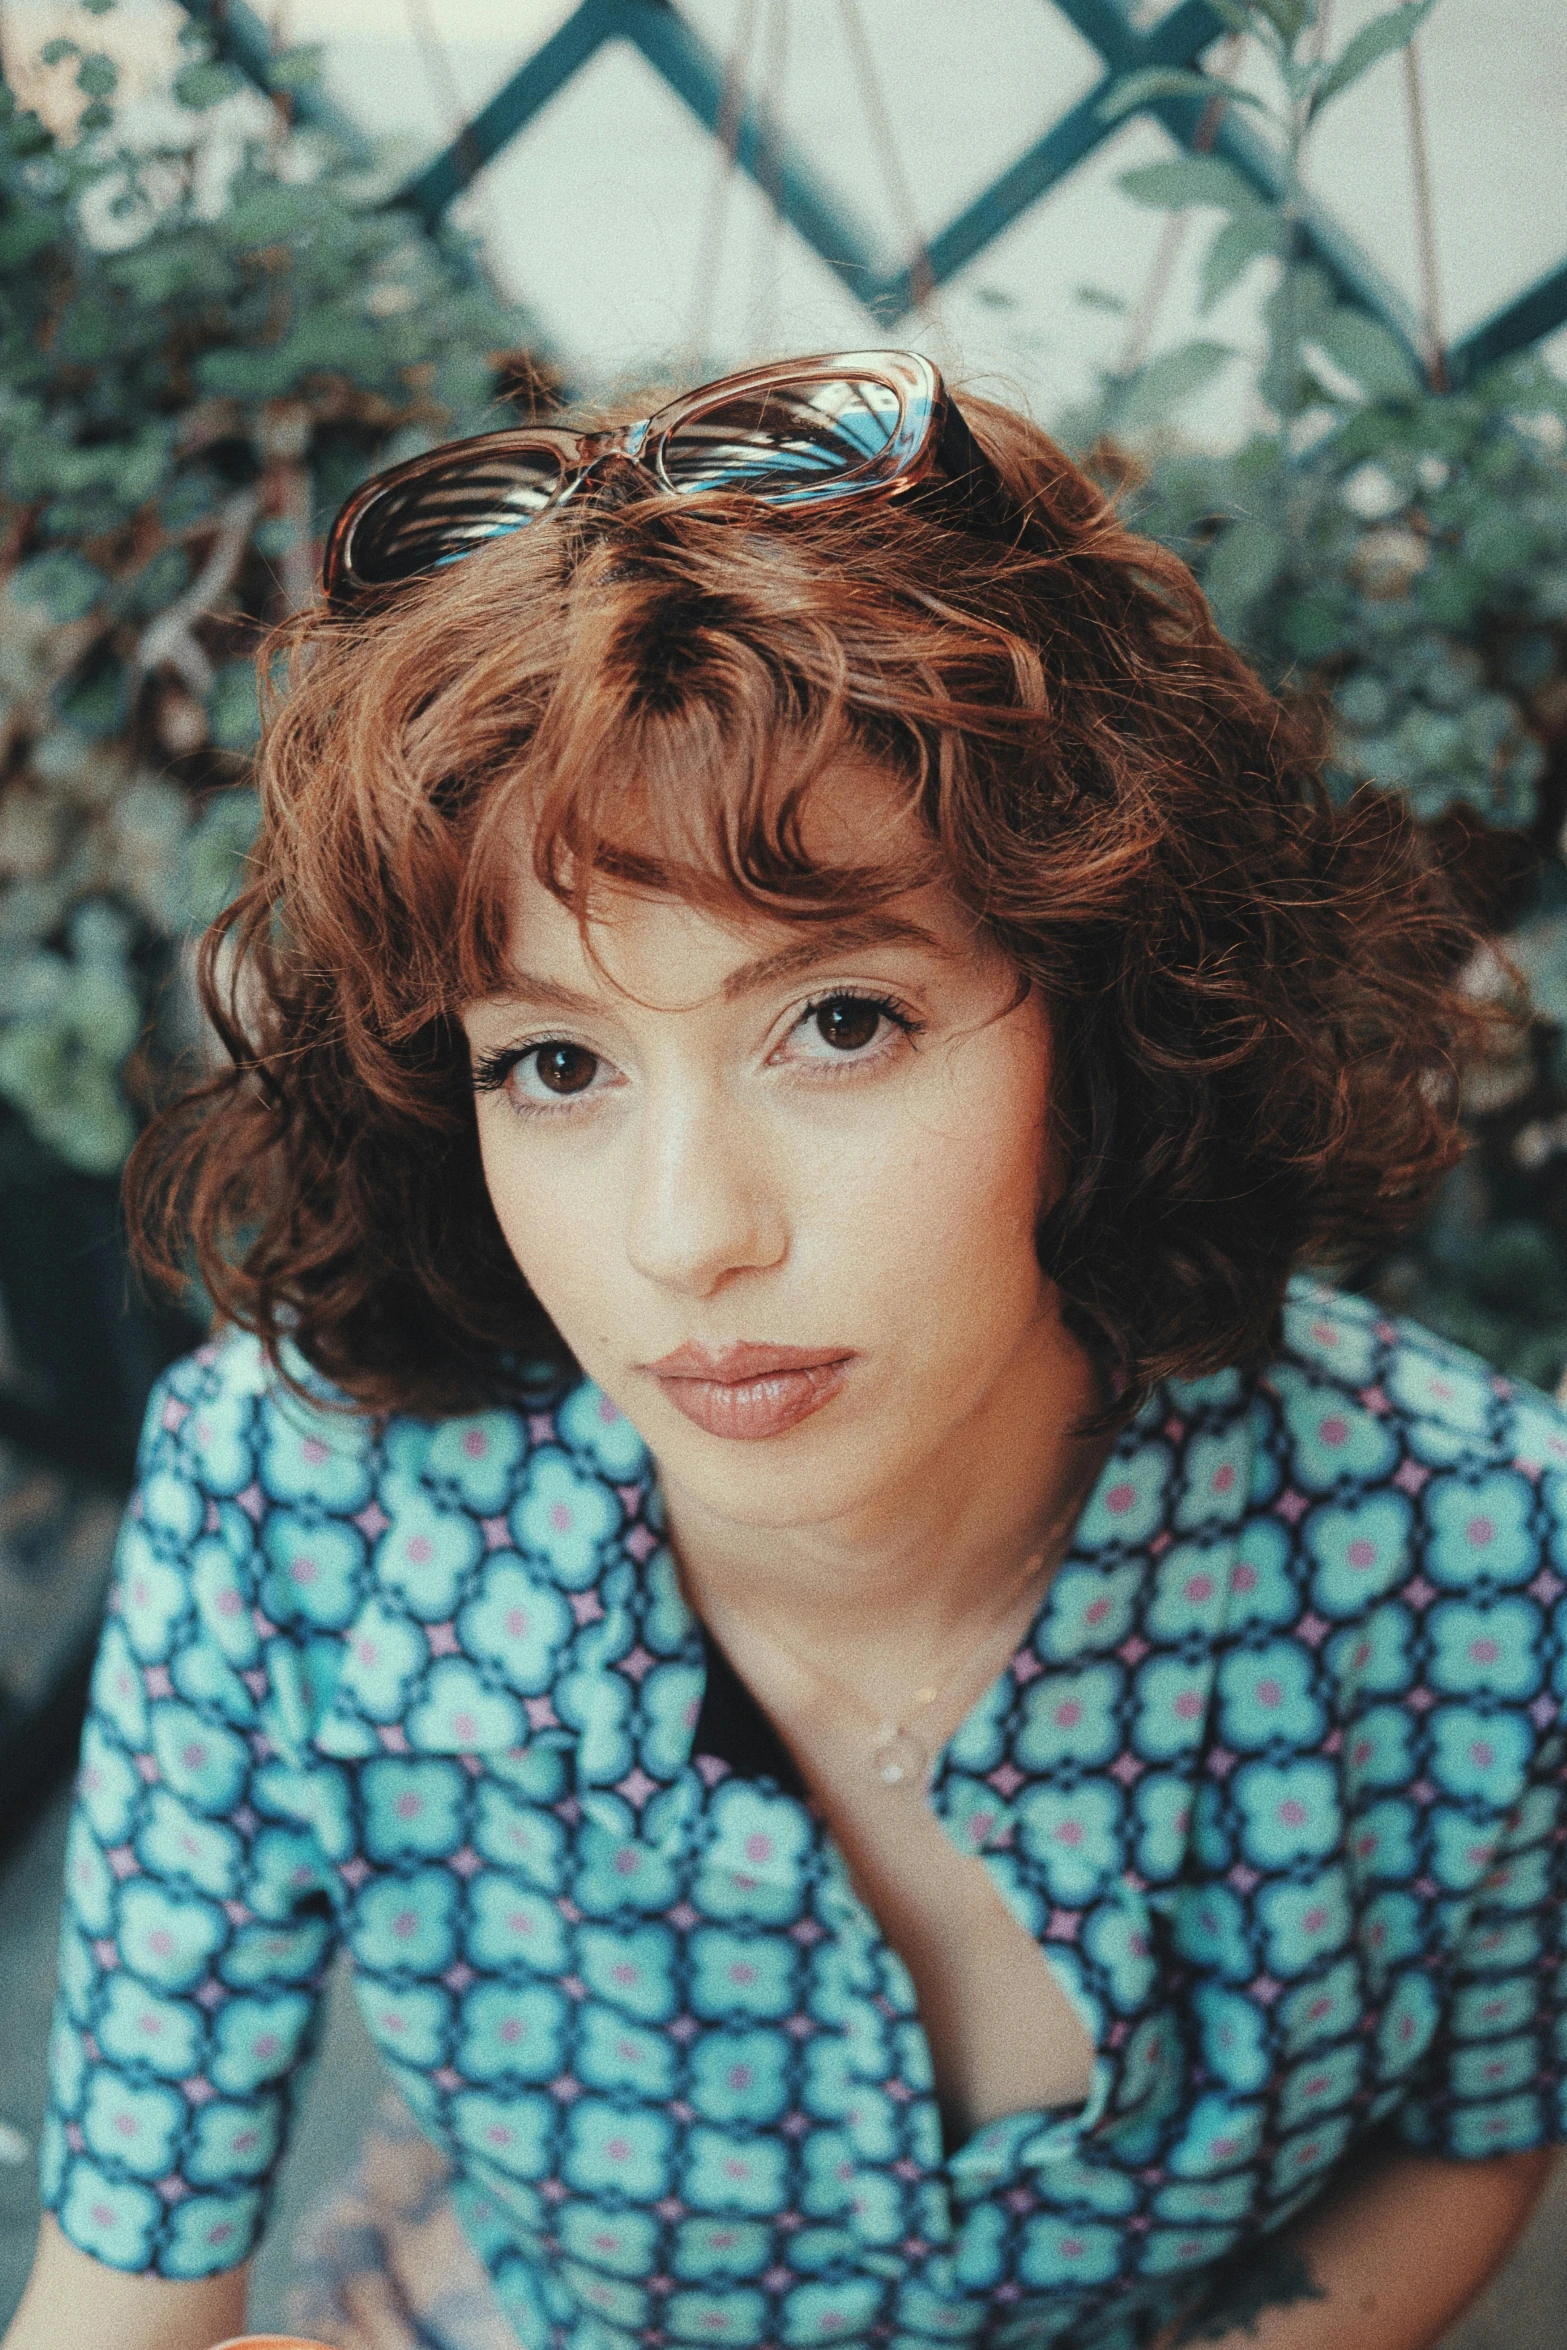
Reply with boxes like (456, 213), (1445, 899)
(535, 1044), (597, 1095)
(815, 998), (880, 1051)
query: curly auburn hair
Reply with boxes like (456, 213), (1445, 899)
(128, 389), (1499, 1431)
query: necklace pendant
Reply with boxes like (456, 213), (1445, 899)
(871, 1724), (928, 1792)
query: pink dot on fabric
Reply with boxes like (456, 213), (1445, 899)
(132, 1580), (148, 1607)
(234, 2130), (258, 2151)
(1211, 2139), (1238, 2161)
(744, 1833), (774, 1863)
(1467, 1516), (1495, 1547)
(255, 2034), (279, 2058)
(487, 2125), (511, 2146)
(1304, 1907), (1328, 1933)
(1471, 1742), (1495, 1769)
(1311, 1322), (1338, 1347)
(91, 2203), (114, 2227)
(1352, 1740), (1372, 1766)
(1309, 1998), (1331, 2021)
(969, 1812), (995, 1840)
(505, 1608), (529, 1638)
(1174, 1692), (1202, 1720)
(182, 1743), (206, 1768)
(1060, 2239), (1085, 2260)
(1230, 1562), (1258, 1594)
(1085, 1598), (1111, 1625)
(1130, 1934), (1148, 1958)
(140, 2014), (161, 2035)
(550, 1503), (574, 1532)
(302, 1438), (329, 1465)
(291, 1557), (319, 1584)
(1469, 1639), (1501, 1665)
(209, 2223), (234, 2244)
(382, 2014), (405, 2034)
(1279, 1799), (1308, 1827)
(453, 1712), (476, 1741)
(1056, 1819), (1083, 1846)
(113, 2113), (137, 2136)
(614, 1850), (639, 1876)
(216, 1590), (241, 1617)
(1319, 1417), (1349, 1447)
(407, 1536), (433, 1564)
(1106, 1483), (1137, 1515)
(1432, 1379), (1453, 1400)
(727, 2065), (753, 2090)
(1185, 1576), (1214, 1603)
(1398, 2018), (1414, 2041)
(606, 2138), (633, 2164)
(357, 1641), (378, 1666)
(1213, 1465), (1237, 1495)
(463, 1429), (489, 1458)
(500, 2019), (523, 2043)
(598, 1396), (620, 1423)
(1054, 1701), (1082, 1728)
(1256, 1679), (1283, 1708)
(393, 1911), (417, 1939)
(729, 1963), (756, 1985)
(395, 1793), (422, 1818)
(612, 1962), (637, 1985)
(1352, 1642), (1372, 1669)
(1347, 1540), (1377, 1569)
(147, 1930), (173, 1956)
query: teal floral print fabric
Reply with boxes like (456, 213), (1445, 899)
(41, 1278), (1567, 2349)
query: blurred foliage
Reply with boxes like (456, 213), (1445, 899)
(1080, 0), (1567, 1396)
(0, 8), (538, 1174)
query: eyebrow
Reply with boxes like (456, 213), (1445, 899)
(488, 913), (943, 1017)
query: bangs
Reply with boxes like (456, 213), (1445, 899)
(414, 519), (965, 1016)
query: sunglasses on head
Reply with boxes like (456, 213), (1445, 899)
(321, 349), (1029, 607)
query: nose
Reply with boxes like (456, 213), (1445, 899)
(625, 1084), (787, 1298)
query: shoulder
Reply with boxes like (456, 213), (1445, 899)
(1269, 1273), (1567, 1495)
(135, 1335), (651, 1590)
(1258, 1274), (1567, 1671)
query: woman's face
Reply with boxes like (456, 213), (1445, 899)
(463, 767), (1069, 1540)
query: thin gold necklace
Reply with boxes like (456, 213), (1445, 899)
(710, 1490), (1087, 1795)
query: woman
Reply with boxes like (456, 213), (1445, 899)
(5, 352), (1564, 2350)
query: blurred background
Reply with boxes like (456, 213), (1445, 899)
(0, 0), (1565, 2336)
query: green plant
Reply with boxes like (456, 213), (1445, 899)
(0, 7), (533, 1174)
(1084, 0), (1567, 1389)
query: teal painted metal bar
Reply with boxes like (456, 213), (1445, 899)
(397, 0), (618, 226)
(1450, 261), (1567, 389)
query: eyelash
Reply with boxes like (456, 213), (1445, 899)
(470, 990), (923, 1113)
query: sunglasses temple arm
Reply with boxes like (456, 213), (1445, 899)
(936, 400), (1051, 553)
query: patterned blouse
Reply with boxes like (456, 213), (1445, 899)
(41, 1277), (1567, 2350)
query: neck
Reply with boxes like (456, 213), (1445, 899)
(661, 1289), (1116, 1665)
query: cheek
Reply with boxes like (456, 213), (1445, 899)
(474, 1117), (608, 1315)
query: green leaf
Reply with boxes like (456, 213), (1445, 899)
(82, 0), (117, 14)
(1118, 156), (1265, 218)
(12, 549), (105, 622)
(75, 51), (117, 98)
(208, 659), (261, 751)
(1314, 0), (1436, 110)
(1199, 213), (1285, 312)
(1098, 68), (1265, 124)
(38, 37), (79, 66)
(1202, 516), (1288, 623)
(1309, 306), (1425, 402)
(1114, 340), (1236, 432)
(172, 58), (244, 110)
(267, 44), (323, 93)
(1254, 0), (1316, 39)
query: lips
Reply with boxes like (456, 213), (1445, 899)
(642, 1342), (855, 1441)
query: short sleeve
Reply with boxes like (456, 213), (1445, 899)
(1393, 1725), (1567, 2161)
(40, 1354), (340, 2278)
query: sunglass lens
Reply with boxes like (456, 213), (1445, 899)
(661, 377), (904, 495)
(344, 444), (569, 588)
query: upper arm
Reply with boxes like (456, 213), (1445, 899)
(1, 2215), (248, 2350)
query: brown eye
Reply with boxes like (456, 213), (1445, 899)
(532, 1043), (598, 1095)
(813, 997), (881, 1051)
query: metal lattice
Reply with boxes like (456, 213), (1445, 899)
(168, 0), (1567, 393)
